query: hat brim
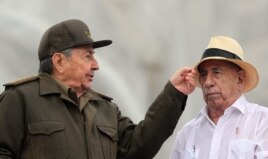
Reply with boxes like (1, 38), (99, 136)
(75, 39), (112, 49)
(92, 40), (112, 48)
(194, 57), (259, 93)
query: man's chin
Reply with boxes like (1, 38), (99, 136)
(82, 84), (92, 90)
(206, 99), (223, 107)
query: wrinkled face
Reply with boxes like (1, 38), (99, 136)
(61, 45), (99, 91)
(198, 60), (245, 109)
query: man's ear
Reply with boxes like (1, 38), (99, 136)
(51, 53), (65, 73)
(237, 69), (246, 85)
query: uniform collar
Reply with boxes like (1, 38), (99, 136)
(39, 73), (61, 95)
(38, 73), (113, 102)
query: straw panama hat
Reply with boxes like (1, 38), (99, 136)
(194, 36), (259, 92)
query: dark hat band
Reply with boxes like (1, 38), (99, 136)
(202, 48), (242, 60)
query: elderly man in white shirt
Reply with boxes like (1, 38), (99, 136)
(170, 36), (268, 159)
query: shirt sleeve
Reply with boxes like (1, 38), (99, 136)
(255, 108), (268, 158)
(169, 125), (194, 159)
(169, 130), (182, 159)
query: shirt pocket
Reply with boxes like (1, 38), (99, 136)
(97, 125), (118, 159)
(228, 139), (255, 159)
(178, 147), (200, 159)
(255, 140), (268, 158)
(255, 151), (268, 159)
(28, 121), (68, 159)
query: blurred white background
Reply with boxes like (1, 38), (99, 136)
(1, 0), (268, 158)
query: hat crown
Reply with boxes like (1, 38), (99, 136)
(38, 19), (112, 61)
(206, 36), (244, 60)
(195, 35), (259, 93)
(38, 19), (93, 61)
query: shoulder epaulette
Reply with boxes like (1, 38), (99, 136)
(97, 92), (113, 101)
(3, 76), (39, 87)
(89, 89), (113, 101)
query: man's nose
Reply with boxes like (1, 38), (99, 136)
(91, 57), (99, 70)
(203, 73), (214, 88)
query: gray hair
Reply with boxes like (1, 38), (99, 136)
(38, 48), (72, 74)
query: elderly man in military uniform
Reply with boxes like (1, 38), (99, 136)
(0, 19), (197, 159)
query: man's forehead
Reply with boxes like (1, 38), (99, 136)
(198, 60), (234, 71)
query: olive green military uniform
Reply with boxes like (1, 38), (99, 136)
(0, 73), (187, 159)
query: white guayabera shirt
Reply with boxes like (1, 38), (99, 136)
(170, 95), (268, 159)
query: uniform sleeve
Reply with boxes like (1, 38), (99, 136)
(0, 89), (25, 159)
(116, 81), (187, 159)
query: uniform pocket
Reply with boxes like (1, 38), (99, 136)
(228, 139), (255, 159)
(28, 121), (68, 159)
(97, 125), (118, 158)
(97, 126), (118, 142)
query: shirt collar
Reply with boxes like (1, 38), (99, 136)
(225, 95), (246, 114)
(199, 95), (247, 119)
